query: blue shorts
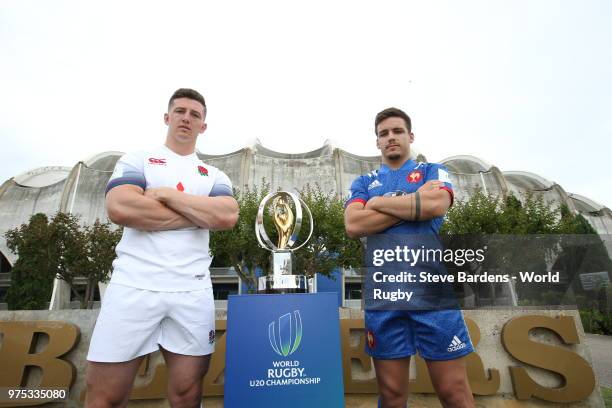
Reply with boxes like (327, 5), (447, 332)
(365, 309), (474, 360)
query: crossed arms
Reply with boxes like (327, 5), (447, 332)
(344, 181), (452, 239)
(106, 185), (239, 231)
(107, 178), (445, 234)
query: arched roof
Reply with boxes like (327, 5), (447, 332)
(198, 147), (247, 159)
(252, 141), (334, 159)
(84, 151), (124, 170)
(13, 166), (71, 188)
(440, 155), (492, 173)
(503, 171), (555, 190)
(568, 193), (605, 213)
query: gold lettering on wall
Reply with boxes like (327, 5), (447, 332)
(340, 319), (377, 393)
(501, 315), (596, 402)
(463, 318), (500, 395)
(0, 321), (79, 407)
(0, 315), (597, 404)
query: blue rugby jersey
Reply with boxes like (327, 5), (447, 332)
(349, 160), (473, 362)
(346, 159), (454, 234)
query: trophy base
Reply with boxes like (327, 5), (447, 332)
(258, 275), (309, 294)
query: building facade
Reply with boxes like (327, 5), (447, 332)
(1, 142), (611, 309)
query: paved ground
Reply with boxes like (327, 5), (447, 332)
(586, 334), (612, 388)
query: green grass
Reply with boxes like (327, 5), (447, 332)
(603, 387), (612, 407)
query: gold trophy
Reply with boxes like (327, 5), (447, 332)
(255, 191), (313, 293)
(273, 195), (294, 250)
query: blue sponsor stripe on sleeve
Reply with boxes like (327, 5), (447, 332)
(209, 183), (233, 197)
(105, 177), (146, 194)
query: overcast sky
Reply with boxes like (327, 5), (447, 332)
(1, 1), (611, 207)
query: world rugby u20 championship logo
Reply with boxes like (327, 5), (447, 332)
(269, 310), (303, 357)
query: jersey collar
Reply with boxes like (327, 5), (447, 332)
(162, 144), (197, 159)
(379, 159), (416, 174)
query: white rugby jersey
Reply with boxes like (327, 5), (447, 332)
(106, 145), (233, 291)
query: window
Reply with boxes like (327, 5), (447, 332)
(213, 283), (238, 300)
(0, 253), (11, 273)
(345, 282), (362, 300)
(70, 284), (101, 301)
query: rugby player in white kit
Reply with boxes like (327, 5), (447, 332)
(86, 88), (239, 408)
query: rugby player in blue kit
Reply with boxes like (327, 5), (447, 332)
(344, 108), (475, 408)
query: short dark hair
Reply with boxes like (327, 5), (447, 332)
(168, 88), (206, 113)
(374, 107), (411, 135)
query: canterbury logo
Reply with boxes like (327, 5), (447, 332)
(269, 311), (302, 357)
(447, 335), (467, 352)
(148, 157), (167, 165)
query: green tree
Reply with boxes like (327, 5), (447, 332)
(49, 212), (89, 304)
(210, 183), (271, 292)
(292, 184), (362, 278)
(50, 213), (121, 308)
(82, 220), (122, 308)
(553, 204), (612, 303)
(441, 191), (559, 235)
(441, 190), (611, 306)
(5, 214), (56, 310)
(5, 212), (121, 310)
(441, 190), (503, 234)
(557, 204), (597, 234)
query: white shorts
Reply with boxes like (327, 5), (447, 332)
(87, 283), (215, 363)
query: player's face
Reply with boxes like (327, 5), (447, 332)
(375, 117), (414, 163)
(164, 97), (207, 145)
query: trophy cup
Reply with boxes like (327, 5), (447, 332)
(255, 191), (314, 293)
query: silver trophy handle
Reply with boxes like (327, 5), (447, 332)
(255, 192), (312, 252)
